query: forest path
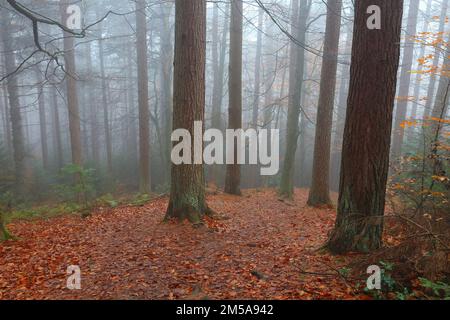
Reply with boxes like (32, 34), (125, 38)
(0, 189), (368, 300)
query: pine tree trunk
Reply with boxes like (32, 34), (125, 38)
(224, 0), (243, 196)
(35, 68), (49, 170)
(328, 0), (403, 254)
(136, 0), (151, 193)
(307, 0), (342, 207)
(279, 0), (309, 199)
(165, 0), (210, 224)
(60, 1), (83, 174)
(51, 87), (64, 170)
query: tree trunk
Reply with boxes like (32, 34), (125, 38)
(224, 0), (243, 196)
(97, 18), (113, 176)
(136, 0), (151, 193)
(279, 0), (309, 199)
(51, 87), (64, 170)
(391, 0), (420, 160)
(327, 0), (403, 254)
(165, 0), (210, 224)
(159, 2), (174, 183)
(35, 68), (49, 170)
(307, 0), (342, 207)
(408, 0), (433, 143)
(85, 41), (99, 166)
(0, 10), (26, 193)
(60, 1), (83, 173)
(423, 0), (449, 118)
(330, 32), (351, 192)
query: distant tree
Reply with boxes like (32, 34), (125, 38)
(328, 0), (404, 253)
(307, 0), (342, 207)
(391, 0), (420, 160)
(279, 0), (310, 199)
(0, 9), (26, 194)
(224, 0), (243, 195)
(135, 0), (151, 193)
(60, 0), (83, 181)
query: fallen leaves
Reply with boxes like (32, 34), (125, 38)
(0, 189), (368, 300)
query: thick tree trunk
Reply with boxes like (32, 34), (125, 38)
(328, 0), (403, 254)
(1, 10), (26, 193)
(224, 0), (243, 196)
(61, 1), (83, 174)
(307, 0), (342, 207)
(391, 0), (420, 160)
(165, 0), (210, 224)
(136, 0), (151, 193)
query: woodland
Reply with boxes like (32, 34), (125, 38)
(0, 0), (449, 300)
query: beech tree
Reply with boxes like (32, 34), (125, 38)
(328, 0), (404, 253)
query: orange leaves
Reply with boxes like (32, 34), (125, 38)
(0, 189), (369, 300)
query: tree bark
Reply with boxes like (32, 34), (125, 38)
(328, 0), (403, 253)
(224, 0), (243, 196)
(98, 22), (113, 176)
(279, 0), (309, 199)
(35, 67), (49, 170)
(60, 1), (83, 174)
(51, 86), (64, 170)
(307, 0), (342, 207)
(165, 0), (210, 224)
(136, 0), (151, 193)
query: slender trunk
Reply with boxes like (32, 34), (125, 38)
(328, 0), (403, 253)
(251, 8), (264, 129)
(34, 68), (49, 170)
(391, 0), (420, 160)
(97, 24), (113, 175)
(160, 2), (174, 183)
(60, 1), (83, 174)
(279, 0), (309, 199)
(224, 0), (243, 196)
(136, 0), (151, 193)
(51, 87), (64, 170)
(307, 0), (342, 207)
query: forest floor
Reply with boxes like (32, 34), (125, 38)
(0, 189), (376, 300)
